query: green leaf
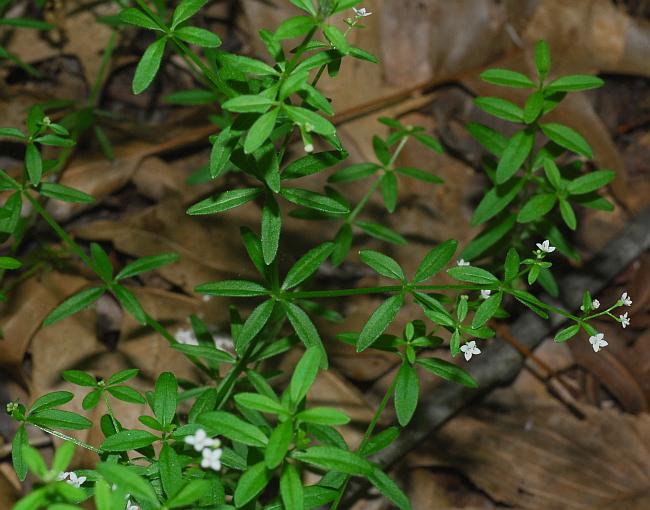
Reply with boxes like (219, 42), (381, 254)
(25, 142), (42, 186)
(394, 363), (419, 426)
(174, 26), (221, 47)
(265, 420), (293, 468)
(34, 134), (75, 147)
(112, 285), (147, 325)
(543, 159), (562, 189)
(447, 266), (499, 285)
(106, 385), (146, 404)
(280, 463), (304, 510)
(471, 178), (525, 225)
(357, 294), (404, 352)
(172, 343), (234, 364)
(261, 193), (281, 265)
(43, 287), (105, 326)
(496, 130), (534, 184)
(28, 410), (92, 430)
(296, 407), (350, 425)
(236, 299), (275, 351)
(119, 7), (161, 30)
(194, 280), (268, 297)
(504, 248), (520, 282)
(368, 466), (412, 510)
(284, 105), (336, 136)
(379, 172), (398, 212)
(541, 123), (592, 158)
(283, 242), (334, 289)
(219, 53), (278, 76)
(290, 0), (317, 15)
(472, 292), (502, 328)
(12, 425), (28, 481)
(413, 239), (458, 283)
(324, 24), (350, 54)
(153, 372), (177, 428)
(517, 193), (557, 223)
(222, 95), (274, 113)
(22, 446), (47, 478)
(245, 108), (279, 154)
(100, 429), (158, 451)
(289, 346), (322, 405)
(39, 183), (94, 203)
(107, 368), (139, 385)
(417, 357), (478, 387)
(567, 170), (615, 195)
(480, 68), (534, 88)
(361, 427), (400, 456)
(413, 133), (444, 153)
(331, 224), (353, 266)
(167, 480), (210, 508)
(284, 150), (348, 180)
(461, 214), (516, 261)
(115, 252), (179, 280)
(293, 446), (372, 476)
(171, 0), (209, 28)
(474, 97), (524, 123)
(165, 88), (217, 105)
(534, 40), (551, 79)
(132, 38), (166, 95)
(198, 411), (268, 447)
(554, 324), (580, 342)
(234, 461), (272, 507)
(209, 127), (236, 178)
(359, 250), (404, 281)
(0, 127), (26, 139)
(30, 391), (74, 414)
(159, 444), (182, 498)
(234, 393), (285, 414)
(328, 162), (380, 183)
(275, 15), (316, 39)
(187, 188), (262, 215)
(97, 462), (158, 504)
(395, 166), (443, 184)
(280, 70), (310, 100)
(0, 256), (21, 269)
(545, 75), (604, 93)
(52, 441), (75, 474)
(523, 90), (544, 124)
(82, 390), (101, 410)
(466, 122), (508, 157)
(90, 243), (112, 281)
(356, 221), (407, 245)
(62, 370), (96, 387)
(559, 198), (576, 230)
(281, 187), (349, 214)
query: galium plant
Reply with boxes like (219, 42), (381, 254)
(1, 1), (631, 509)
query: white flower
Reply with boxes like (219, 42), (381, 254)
(589, 333), (608, 352)
(126, 501), (140, 510)
(57, 471), (70, 481)
(353, 6), (372, 17)
(619, 312), (630, 329)
(184, 428), (219, 452)
(480, 289), (491, 300)
(66, 472), (86, 488)
(304, 143), (314, 153)
(457, 259), (470, 266)
(620, 292), (632, 307)
(175, 328), (198, 346)
(591, 299), (600, 309)
(460, 340), (481, 361)
(536, 240), (555, 253)
(201, 447), (223, 472)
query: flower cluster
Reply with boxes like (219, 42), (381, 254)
(57, 471), (86, 488)
(184, 428), (223, 472)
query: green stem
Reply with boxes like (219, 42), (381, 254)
(30, 423), (102, 455)
(330, 375), (399, 510)
(89, 30), (118, 107)
(287, 284), (485, 300)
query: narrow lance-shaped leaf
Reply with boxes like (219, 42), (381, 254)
(261, 193), (281, 265)
(496, 129), (534, 184)
(357, 294), (405, 352)
(413, 239), (458, 282)
(359, 250), (404, 281)
(132, 38), (167, 95)
(394, 362), (419, 426)
(282, 242), (334, 290)
(417, 357), (478, 387)
(43, 287), (105, 326)
(187, 188), (262, 215)
(541, 123), (592, 158)
(116, 252), (179, 280)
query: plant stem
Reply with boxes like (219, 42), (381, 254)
(330, 375), (399, 510)
(30, 423), (102, 455)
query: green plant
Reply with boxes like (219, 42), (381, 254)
(2, 3), (630, 510)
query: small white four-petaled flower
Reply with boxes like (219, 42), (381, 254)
(460, 340), (481, 361)
(126, 501), (140, 510)
(201, 447), (223, 472)
(65, 472), (86, 488)
(480, 289), (491, 300)
(353, 7), (372, 17)
(184, 428), (217, 452)
(536, 240), (555, 253)
(457, 259), (470, 266)
(620, 292), (632, 307)
(589, 333), (608, 352)
(619, 312), (630, 329)
(592, 299), (600, 309)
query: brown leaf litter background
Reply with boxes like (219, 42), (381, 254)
(1, 0), (650, 508)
